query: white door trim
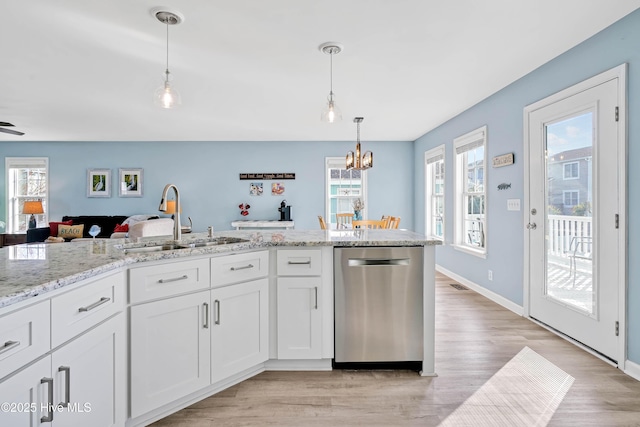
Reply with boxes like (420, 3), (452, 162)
(522, 63), (627, 369)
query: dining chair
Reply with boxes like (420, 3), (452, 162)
(386, 216), (401, 229)
(318, 215), (327, 230)
(336, 213), (353, 229)
(352, 219), (387, 229)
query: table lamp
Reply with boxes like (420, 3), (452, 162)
(23, 200), (44, 229)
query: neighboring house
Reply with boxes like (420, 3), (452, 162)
(547, 147), (592, 215)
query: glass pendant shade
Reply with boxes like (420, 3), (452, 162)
(155, 72), (181, 109)
(321, 93), (342, 123)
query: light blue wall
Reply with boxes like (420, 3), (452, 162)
(413, 9), (640, 363)
(0, 140), (414, 233)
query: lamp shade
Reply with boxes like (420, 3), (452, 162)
(165, 200), (182, 214)
(23, 200), (44, 215)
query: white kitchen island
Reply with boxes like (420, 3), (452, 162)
(0, 229), (439, 427)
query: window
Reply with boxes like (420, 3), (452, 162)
(6, 157), (49, 233)
(425, 145), (445, 240)
(563, 162), (579, 180)
(563, 190), (579, 207)
(454, 126), (487, 256)
(325, 157), (367, 229)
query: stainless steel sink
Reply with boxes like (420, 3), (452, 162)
(121, 243), (186, 254)
(182, 237), (249, 248)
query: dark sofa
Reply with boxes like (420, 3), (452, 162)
(26, 215), (129, 242)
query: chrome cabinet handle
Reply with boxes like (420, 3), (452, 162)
(158, 274), (188, 283)
(230, 264), (253, 271)
(58, 366), (71, 407)
(288, 260), (311, 265)
(314, 287), (318, 310)
(214, 299), (221, 325)
(203, 302), (209, 329)
(0, 340), (20, 355)
(526, 223), (537, 230)
(41, 377), (54, 423)
(78, 297), (110, 312)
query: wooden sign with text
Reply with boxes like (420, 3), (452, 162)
(492, 153), (514, 168)
(239, 173), (296, 180)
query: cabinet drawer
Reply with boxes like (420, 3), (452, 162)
(129, 258), (210, 303)
(51, 271), (125, 348)
(277, 249), (322, 276)
(0, 300), (50, 379)
(211, 251), (269, 288)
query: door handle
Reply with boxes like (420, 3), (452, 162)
(58, 366), (71, 407)
(526, 223), (537, 230)
(203, 302), (209, 329)
(214, 299), (221, 325)
(41, 377), (54, 423)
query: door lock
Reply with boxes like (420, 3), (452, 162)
(526, 223), (537, 230)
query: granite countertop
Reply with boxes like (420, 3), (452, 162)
(0, 229), (440, 310)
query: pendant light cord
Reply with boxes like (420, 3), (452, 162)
(329, 50), (334, 97)
(165, 18), (170, 78)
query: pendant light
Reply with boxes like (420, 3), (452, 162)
(346, 117), (373, 170)
(153, 9), (183, 109)
(319, 42), (344, 123)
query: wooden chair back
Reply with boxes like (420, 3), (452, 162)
(335, 213), (353, 229)
(353, 219), (387, 229)
(318, 215), (327, 230)
(386, 216), (401, 229)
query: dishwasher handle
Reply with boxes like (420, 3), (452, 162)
(348, 258), (410, 266)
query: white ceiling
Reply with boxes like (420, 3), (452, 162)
(2, 1), (639, 142)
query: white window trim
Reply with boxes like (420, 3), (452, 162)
(424, 145), (445, 241)
(325, 157), (368, 229)
(563, 161), (579, 180)
(5, 157), (49, 233)
(453, 126), (487, 258)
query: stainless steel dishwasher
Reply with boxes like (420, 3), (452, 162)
(334, 246), (423, 366)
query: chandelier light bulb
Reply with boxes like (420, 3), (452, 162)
(346, 117), (373, 171)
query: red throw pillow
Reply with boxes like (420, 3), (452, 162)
(113, 223), (129, 233)
(49, 220), (73, 236)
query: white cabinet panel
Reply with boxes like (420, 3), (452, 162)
(0, 356), (50, 427)
(277, 277), (322, 359)
(129, 258), (210, 304)
(211, 250), (268, 288)
(211, 279), (269, 383)
(0, 300), (50, 379)
(51, 271), (125, 348)
(130, 290), (211, 418)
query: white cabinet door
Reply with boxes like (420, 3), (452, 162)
(211, 279), (268, 383)
(277, 277), (322, 359)
(130, 290), (211, 418)
(0, 356), (50, 427)
(51, 314), (126, 427)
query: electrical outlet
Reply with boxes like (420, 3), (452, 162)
(488, 270), (493, 281)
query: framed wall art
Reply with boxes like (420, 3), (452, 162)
(118, 168), (143, 197)
(87, 168), (111, 198)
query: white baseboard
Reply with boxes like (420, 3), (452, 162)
(436, 264), (524, 316)
(624, 359), (640, 381)
(265, 358), (332, 371)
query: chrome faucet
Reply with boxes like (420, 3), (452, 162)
(158, 184), (181, 242)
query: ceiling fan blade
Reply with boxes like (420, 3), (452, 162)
(0, 127), (25, 136)
(0, 122), (15, 126)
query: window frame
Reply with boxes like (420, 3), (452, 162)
(5, 157), (49, 233)
(563, 190), (579, 207)
(453, 126), (487, 257)
(563, 161), (579, 180)
(424, 145), (445, 241)
(325, 157), (368, 229)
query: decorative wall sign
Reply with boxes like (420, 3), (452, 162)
(272, 182), (285, 195)
(239, 173), (295, 180)
(249, 182), (263, 196)
(497, 183), (512, 190)
(492, 153), (514, 168)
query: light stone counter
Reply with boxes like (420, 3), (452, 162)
(0, 229), (439, 309)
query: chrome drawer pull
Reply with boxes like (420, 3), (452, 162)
(58, 366), (71, 407)
(230, 264), (254, 271)
(78, 296), (110, 312)
(158, 274), (189, 283)
(41, 377), (54, 422)
(0, 340), (20, 355)
(288, 260), (311, 265)
(203, 302), (209, 329)
(314, 287), (318, 310)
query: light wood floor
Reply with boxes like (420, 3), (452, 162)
(151, 272), (640, 426)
